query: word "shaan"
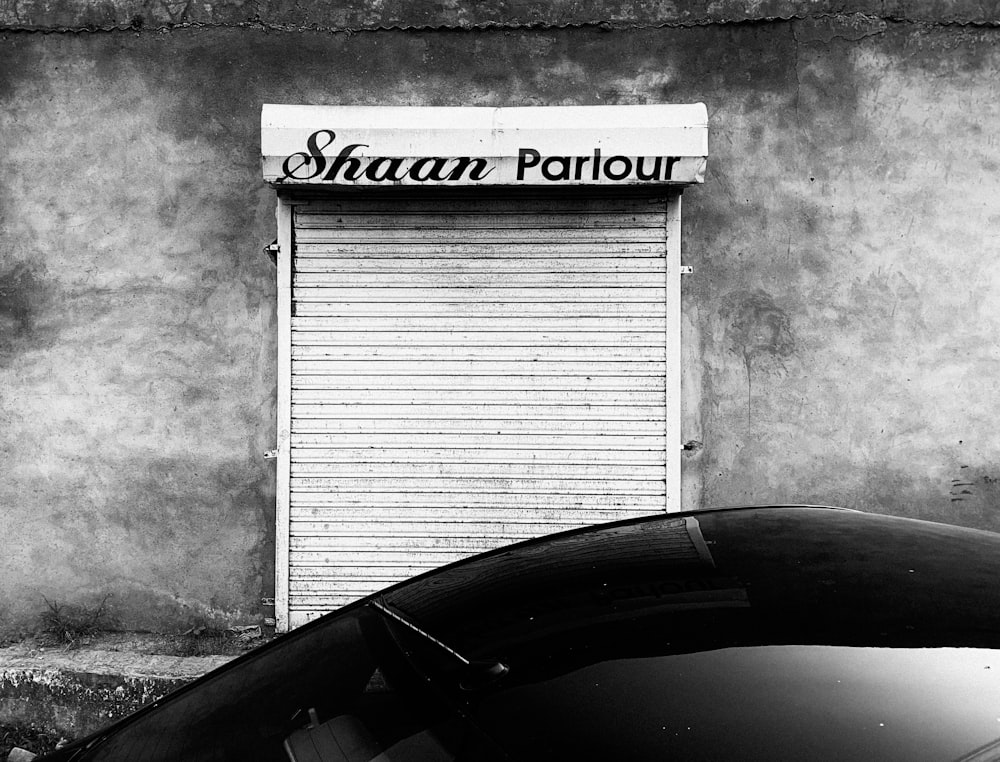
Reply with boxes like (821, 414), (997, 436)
(281, 130), (495, 183)
(517, 148), (680, 182)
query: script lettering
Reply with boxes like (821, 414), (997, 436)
(281, 129), (337, 180)
(279, 130), (680, 184)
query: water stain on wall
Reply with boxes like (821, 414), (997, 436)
(0, 261), (55, 361)
(721, 289), (795, 425)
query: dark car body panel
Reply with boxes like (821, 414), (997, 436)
(38, 506), (1000, 761)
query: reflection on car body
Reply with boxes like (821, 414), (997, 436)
(38, 506), (1000, 761)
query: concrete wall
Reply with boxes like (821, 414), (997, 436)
(2, 3), (1000, 633)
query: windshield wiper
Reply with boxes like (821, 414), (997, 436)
(370, 598), (509, 691)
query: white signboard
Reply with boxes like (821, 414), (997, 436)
(262, 104), (708, 186)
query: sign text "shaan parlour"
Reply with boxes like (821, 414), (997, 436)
(281, 130), (681, 183)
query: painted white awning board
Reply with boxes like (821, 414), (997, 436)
(262, 104), (708, 187)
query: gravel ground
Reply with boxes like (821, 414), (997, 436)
(0, 631), (264, 759)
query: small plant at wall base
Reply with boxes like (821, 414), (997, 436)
(38, 594), (115, 648)
(1, 722), (62, 760)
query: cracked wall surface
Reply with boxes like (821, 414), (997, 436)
(3, 3), (1000, 634)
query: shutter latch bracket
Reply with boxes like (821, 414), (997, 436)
(264, 241), (280, 265)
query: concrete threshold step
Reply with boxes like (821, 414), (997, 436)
(1, 643), (235, 757)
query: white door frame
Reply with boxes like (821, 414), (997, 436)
(272, 189), (685, 633)
(274, 195), (294, 634)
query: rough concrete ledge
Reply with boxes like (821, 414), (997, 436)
(0, 643), (234, 751)
(3, 0), (1000, 33)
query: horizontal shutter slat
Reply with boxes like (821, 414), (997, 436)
(296, 242), (666, 256)
(294, 304), (666, 318)
(290, 448), (666, 464)
(291, 375), (665, 391)
(289, 493), (668, 510)
(294, 193), (667, 214)
(294, 272), (665, 287)
(291, 346), (666, 361)
(291, 331), (663, 346)
(295, 212), (667, 229)
(294, 256), (665, 273)
(291, 463), (666, 479)
(290, 418), (665, 436)
(288, 403), (665, 418)
(293, 287), (665, 303)
(291, 360), (666, 376)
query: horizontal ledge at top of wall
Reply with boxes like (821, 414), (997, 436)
(6, 2), (1000, 33)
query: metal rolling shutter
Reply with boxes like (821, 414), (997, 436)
(288, 190), (672, 626)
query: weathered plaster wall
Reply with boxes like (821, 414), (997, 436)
(685, 20), (1000, 531)
(0, 30), (280, 634)
(2, 6), (1000, 633)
